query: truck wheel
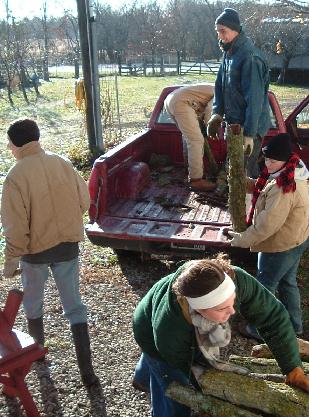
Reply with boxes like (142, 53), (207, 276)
(113, 249), (151, 261)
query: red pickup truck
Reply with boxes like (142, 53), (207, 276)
(86, 86), (309, 256)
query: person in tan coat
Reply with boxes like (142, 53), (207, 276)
(164, 84), (216, 192)
(229, 133), (309, 339)
(1, 119), (99, 388)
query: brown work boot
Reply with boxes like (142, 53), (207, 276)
(189, 178), (216, 192)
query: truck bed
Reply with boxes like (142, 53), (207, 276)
(86, 162), (232, 254)
(107, 167), (230, 225)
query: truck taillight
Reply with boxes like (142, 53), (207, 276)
(88, 166), (101, 222)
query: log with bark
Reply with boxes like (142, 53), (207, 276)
(204, 138), (219, 177)
(229, 355), (309, 376)
(251, 338), (309, 362)
(192, 365), (309, 417)
(166, 381), (263, 417)
(226, 124), (247, 232)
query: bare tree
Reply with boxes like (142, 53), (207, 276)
(0, 0), (16, 106)
(129, 1), (166, 73)
(12, 17), (30, 104)
(95, 4), (131, 63)
(58, 12), (80, 78)
(41, 0), (50, 81)
(276, 0), (309, 14)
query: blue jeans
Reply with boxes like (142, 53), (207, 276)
(134, 353), (191, 417)
(21, 258), (87, 325)
(257, 238), (309, 334)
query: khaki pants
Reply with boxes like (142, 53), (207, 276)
(165, 100), (211, 179)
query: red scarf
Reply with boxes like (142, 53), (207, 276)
(247, 152), (300, 226)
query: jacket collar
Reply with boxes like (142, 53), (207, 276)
(19, 141), (44, 159)
(226, 30), (248, 55)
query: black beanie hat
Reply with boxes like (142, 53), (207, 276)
(7, 119), (40, 147)
(215, 8), (241, 33)
(262, 133), (292, 162)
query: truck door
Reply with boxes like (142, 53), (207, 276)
(285, 95), (309, 168)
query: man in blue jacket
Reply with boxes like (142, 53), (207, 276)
(207, 8), (271, 178)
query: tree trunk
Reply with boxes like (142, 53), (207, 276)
(42, 2), (50, 82)
(251, 338), (309, 362)
(32, 79), (41, 99)
(74, 58), (80, 79)
(229, 355), (309, 375)
(17, 70), (29, 105)
(6, 81), (14, 108)
(226, 124), (247, 232)
(166, 382), (263, 417)
(151, 50), (155, 75)
(277, 56), (290, 85)
(194, 368), (309, 417)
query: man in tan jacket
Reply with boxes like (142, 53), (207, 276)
(1, 119), (99, 388)
(164, 84), (216, 192)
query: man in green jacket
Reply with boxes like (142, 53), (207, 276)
(133, 256), (309, 417)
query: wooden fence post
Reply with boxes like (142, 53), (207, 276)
(117, 53), (122, 76)
(177, 50), (181, 75)
(160, 55), (164, 75)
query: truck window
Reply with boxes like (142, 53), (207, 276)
(296, 104), (309, 128)
(269, 104), (279, 129)
(156, 107), (176, 125)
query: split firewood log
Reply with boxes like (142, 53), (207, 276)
(191, 366), (309, 417)
(166, 381), (263, 417)
(251, 338), (309, 362)
(229, 355), (309, 375)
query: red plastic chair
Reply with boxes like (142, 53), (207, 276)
(0, 289), (47, 417)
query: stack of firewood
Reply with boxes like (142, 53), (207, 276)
(166, 338), (309, 417)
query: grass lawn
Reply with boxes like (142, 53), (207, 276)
(0, 74), (308, 335)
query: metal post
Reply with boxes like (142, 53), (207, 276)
(88, 1), (103, 151)
(76, 0), (103, 152)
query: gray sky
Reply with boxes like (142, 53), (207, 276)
(0, 0), (170, 19)
(0, 0), (276, 20)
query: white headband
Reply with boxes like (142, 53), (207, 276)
(185, 272), (236, 310)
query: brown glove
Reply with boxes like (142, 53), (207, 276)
(286, 367), (309, 392)
(243, 136), (253, 156)
(2, 258), (21, 279)
(207, 114), (222, 138)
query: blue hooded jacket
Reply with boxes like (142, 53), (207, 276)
(213, 31), (271, 138)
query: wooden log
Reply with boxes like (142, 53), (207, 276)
(193, 367), (309, 417)
(226, 124), (247, 232)
(229, 355), (309, 376)
(166, 382), (263, 417)
(204, 139), (218, 177)
(251, 338), (309, 362)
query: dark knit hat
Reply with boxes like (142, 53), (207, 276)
(7, 119), (40, 147)
(215, 8), (241, 33)
(262, 133), (292, 162)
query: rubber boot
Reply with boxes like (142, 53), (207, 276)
(27, 316), (47, 363)
(27, 316), (45, 346)
(71, 322), (100, 388)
